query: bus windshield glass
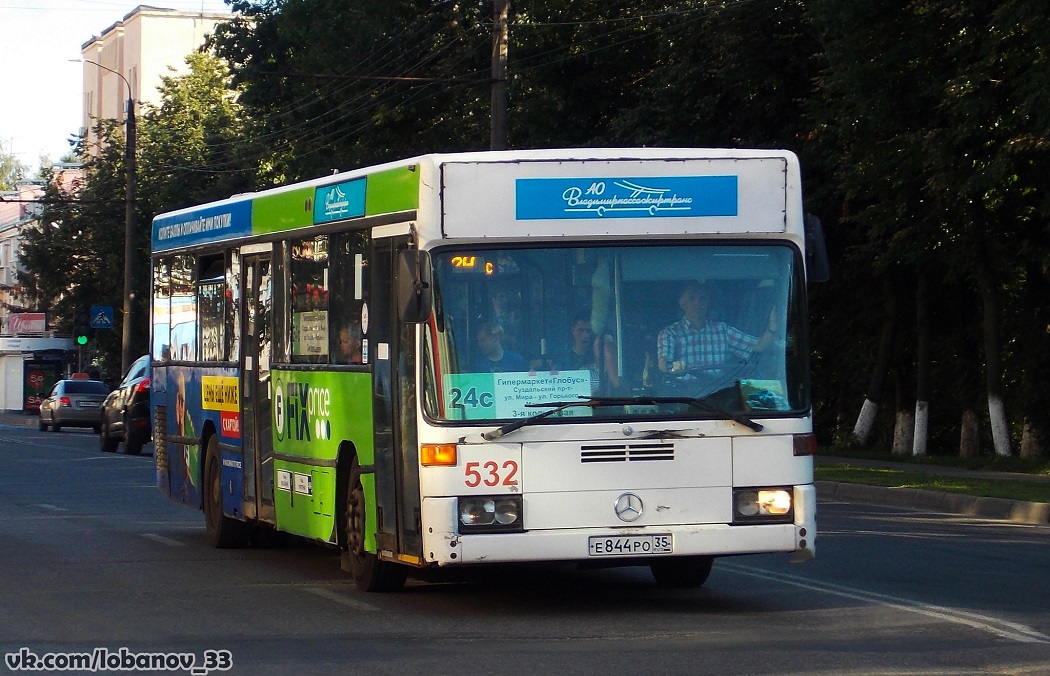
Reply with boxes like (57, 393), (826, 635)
(422, 243), (809, 424)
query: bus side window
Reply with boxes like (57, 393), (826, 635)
(328, 230), (370, 365)
(170, 255), (197, 361)
(152, 257), (172, 362)
(289, 236), (330, 364)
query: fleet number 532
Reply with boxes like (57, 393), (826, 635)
(464, 460), (519, 488)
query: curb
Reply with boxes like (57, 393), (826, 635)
(817, 481), (1050, 525)
(1, 412), (36, 427)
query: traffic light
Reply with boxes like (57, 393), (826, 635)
(74, 309), (91, 346)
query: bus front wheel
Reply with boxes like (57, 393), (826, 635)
(203, 435), (250, 548)
(344, 458), (406, 592)
(650, 555), (714, 588)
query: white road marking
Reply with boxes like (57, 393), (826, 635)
(304, 586), (380, 612)
(719, 562), (1050, 644)
(141, 533), (185, 547)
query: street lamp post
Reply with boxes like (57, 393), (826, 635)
(78, 58), (137, 376)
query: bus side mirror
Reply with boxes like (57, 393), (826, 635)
(397, 249), (433, 323)
(804, 213), (830, 283)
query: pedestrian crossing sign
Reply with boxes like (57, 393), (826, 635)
(90, 305), (114, 329)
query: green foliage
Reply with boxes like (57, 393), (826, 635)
(18, 123), (127, 376)
(0, 141), (28, 190)
(17, 53), (258, 375)
(14, 0), (1050, 456)
(814, 464), (1050, 503)
(137, 52), (256, 211)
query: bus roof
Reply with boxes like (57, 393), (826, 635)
(151, 148), (802, 253)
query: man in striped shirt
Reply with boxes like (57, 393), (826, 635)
(657, 281), (775, 374)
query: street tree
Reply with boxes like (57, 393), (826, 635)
(1, 141), (28, 190)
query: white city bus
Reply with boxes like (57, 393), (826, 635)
(151, 148), (827, 592)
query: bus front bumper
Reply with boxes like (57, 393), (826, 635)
(419, 484), (816, 566)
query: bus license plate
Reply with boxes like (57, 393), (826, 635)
(588, 534), (673, 557)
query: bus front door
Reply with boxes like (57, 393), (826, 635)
(370, 235), (422, 561)
(241, 253), (276, 524)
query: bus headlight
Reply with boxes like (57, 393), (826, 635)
(733, 488), (793, 523)
(458, 496), (524, 533)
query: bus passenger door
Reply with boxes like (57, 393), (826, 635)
(241, 251), (276, 524)
(370, 234), (422, 560)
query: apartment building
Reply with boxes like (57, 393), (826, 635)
(79, 5), (229, 152)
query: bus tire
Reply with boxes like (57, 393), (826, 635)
(649, 555), (714, 589)
(203, 434), (250, 549)
(344, 457), (406, 593)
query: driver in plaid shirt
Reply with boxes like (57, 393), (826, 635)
(657, 281), (775, 373)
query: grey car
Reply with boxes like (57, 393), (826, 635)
(38, 379), (110, 433)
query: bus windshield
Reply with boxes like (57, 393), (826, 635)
(422, 243), (810, 424)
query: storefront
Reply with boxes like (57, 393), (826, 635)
(0, 337), (75, 413)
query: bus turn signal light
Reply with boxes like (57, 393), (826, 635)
(421, 444), (457, 466)
(793, 433), (817, 456)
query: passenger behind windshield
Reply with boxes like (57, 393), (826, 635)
(472, 321), (527, 373)
(550, 312), (621, 393)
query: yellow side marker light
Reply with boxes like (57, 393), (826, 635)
(421, 444), (457, 466)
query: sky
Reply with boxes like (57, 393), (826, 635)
(1, 0), (232, 175)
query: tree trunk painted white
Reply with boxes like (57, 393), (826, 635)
(988, 394), (1012, 456)
(959, 409), (980, 458)
(853, 398), (879, 445)
(912, 400), (928, 456)
(1020, 420), (1046, 459)
(892, 409), (914, 456)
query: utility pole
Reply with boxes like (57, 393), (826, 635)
(490, 0), (510, 150)
(77, 58), (137, 375)
(122, 93), (137, 376)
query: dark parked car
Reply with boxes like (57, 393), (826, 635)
(38, 379), (110, 433)
(99, 354), (152, 455)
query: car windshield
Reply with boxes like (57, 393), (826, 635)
(65, 381), (110, 395)
(421, 243), (810, 424)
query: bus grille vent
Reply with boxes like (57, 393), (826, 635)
(580, 443), (675, 463)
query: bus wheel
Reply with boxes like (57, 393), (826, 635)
(203, 435), (250, 548)
(650, 556), (714, 589)
(344, 458), (406, 593)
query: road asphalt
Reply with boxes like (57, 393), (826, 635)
(3, 409), (1047, 525)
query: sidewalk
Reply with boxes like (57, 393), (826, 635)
(1, 410), (36, 427)
(3, 409), (1047, 525)
(817, 455), (1050, 525)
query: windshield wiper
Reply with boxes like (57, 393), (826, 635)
(564, 395), (763, 432)
(480, 394), (761, 442)
(481, 397), (618, 440)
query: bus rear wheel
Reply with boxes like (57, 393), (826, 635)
(203, 435), (250, 548)
(344, 457), (406, 593)
(650, 555), (714, 588)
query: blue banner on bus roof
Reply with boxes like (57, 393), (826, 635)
(515, 175), (738, 220)
(153, 200), (252, 251)
(314, 178), (366, 224)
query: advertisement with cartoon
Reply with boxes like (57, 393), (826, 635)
(158, 366), (242, 508)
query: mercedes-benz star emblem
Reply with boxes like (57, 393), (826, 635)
(614, 492), (643, 522)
